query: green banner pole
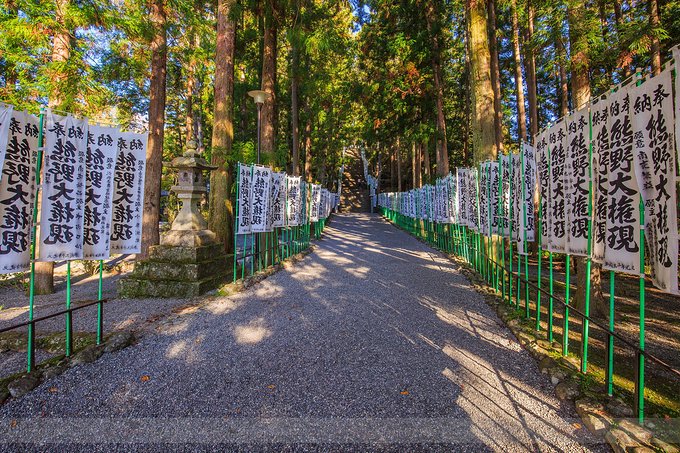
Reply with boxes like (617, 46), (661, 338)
(508, 154), (515, 307)
(233, 163), (240, 282)
(498, 154), (505, 299)
(636, 194), (646, 423)
(27, 108), (45, 372)
(563, 255), (571, 357)
(581, 106), (595, 374)
(521, 143), (529, 319)
(607, 269), (615, 396)
(96, 259), (103, 344)
(65, 260), (72, 356)
(536, 203), (542, 331)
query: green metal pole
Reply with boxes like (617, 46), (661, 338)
(536, 208), (542, 331)
(607, 270), (615, 396)
(65, 261), (72, 356)
(581, 107), (595, 374)
(499, 155), (506, 300)
(521, 143), (529, 319)
(637, 195), (646, 423)
(96, 260), (103, 345)
(548, 251), (554, 343)
(27, 108), (45, 372)
(508, 154), (514, 307)
(563, 255), (571, 356)
(233, 163), (240, 282)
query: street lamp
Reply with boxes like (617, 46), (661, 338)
(248, 90), (271, 164)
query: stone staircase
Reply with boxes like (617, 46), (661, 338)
(340, 147), (371, 213)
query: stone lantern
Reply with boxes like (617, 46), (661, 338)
(119, 139), (229, 299)
(162, 139), (218, 247)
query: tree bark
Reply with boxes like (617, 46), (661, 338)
(568, 3), (604, 316)
(413, 142), (422, 188)
(422, 0), (448, 177)
(467, 0), (496, 164)
(422, 138), (430, 181)
(291, 43), (300, 176)
(510, 0), (527, 142)
(260, 0), (278, 161)
(556, 34), (569, 117)
(303, 104), (313, 181)
(488, 0), (504, 154)
(524, 1), (539, 139)
(35, 0), (74, 294)
(649, 0), (661, 76)
(140, 0), (167, 260)
(396, 139), (402, 192)
(208, 0), (236, 253)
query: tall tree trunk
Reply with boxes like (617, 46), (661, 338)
(185, 56), (196, 146)
(568, 3), (604, 316)
(524, 1), (539, 139)
(208, 0), (236, 252)
(649, 0), (661, 75)
(413, 142), (422, 188)
(35, 0), (74, 294)
(390, 146), (396, 191)
(510, 0), (527, 142)
(140, 0), (167, 259)
(260, 0), (277, 161)
(467, 0), (496, 164)
(291, 43), (300, 176)
(422, 0), (449, 176)
(396, 139), (402, 192)
(422, 138), (430, 181)
(488, 0), (504, 154)
(556, 34), (570, 117)
(304, 104), (313, 181)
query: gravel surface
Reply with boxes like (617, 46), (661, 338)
(0, 214), (607, 451)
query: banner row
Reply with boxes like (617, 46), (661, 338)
(0, 107), (148, 274)
(379, 64), (679, 295)
(235, 163), (337, 235)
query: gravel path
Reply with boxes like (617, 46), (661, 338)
(0, 214), (606, 452)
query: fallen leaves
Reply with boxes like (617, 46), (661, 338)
(10, 420), (17, 428)
(48, 386), (58, 394)
(400, 390), (409, 395)
(140, 375), (150, 382)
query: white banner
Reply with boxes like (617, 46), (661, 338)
(468, 168), (479, 232)
(630, 67), (678, 293)
(0, 104), (13, 180)
(236, 164), (253, 234)
(547, 120), (568, 253)
(603, 88), (641, 274)
(110, 132), (147, 254)
(479, 162), (491, 237)
(591, 96), (611, 265)
(0, 111), (39, 274)
(286, 176), (301, 227)
(39, 113), (88, 261)
(564, 107), (590, 256)
(83, 125), (120, 260)
(250, 165), (271, 233)
(457, 169), (469, 227)
(271, 172), (286, 229)
(535, 131), (550, 249)
(499, 154), (511, 237)
(516, 143), (537, 255)
(310, 184), (320, 222)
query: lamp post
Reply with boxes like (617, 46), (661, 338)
(248, 90), (271, 164)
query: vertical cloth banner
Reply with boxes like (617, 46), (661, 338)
(565, 107), (590, 256)
(548, 120), (568, 253)
(448, 173), (459, 224)
(591, 96), (612, 265)
(488, 162), (500, 234)
(310, 184), (320, 222)
(499, 154), (511, 237)
(458, 169), (469, 226)
(39, 113), (88, 261)
(109, 132), (147, 254)
(630, 67), (679, 294)
(468, 169), (480, 232)
(535, 132), (551, 249)
(250, 165), (271, 233)
(0, 103), (14, 180)
(236, 164), (253, 234)
(603, 87), (641, 273)
(271, 172), (286, 228)
(83, 125), (120, 260)
(0, 111), (39, 273)
(478, 163), (490, 237)
(516, 143), (537, 255)
(286, 176), (300, 227)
